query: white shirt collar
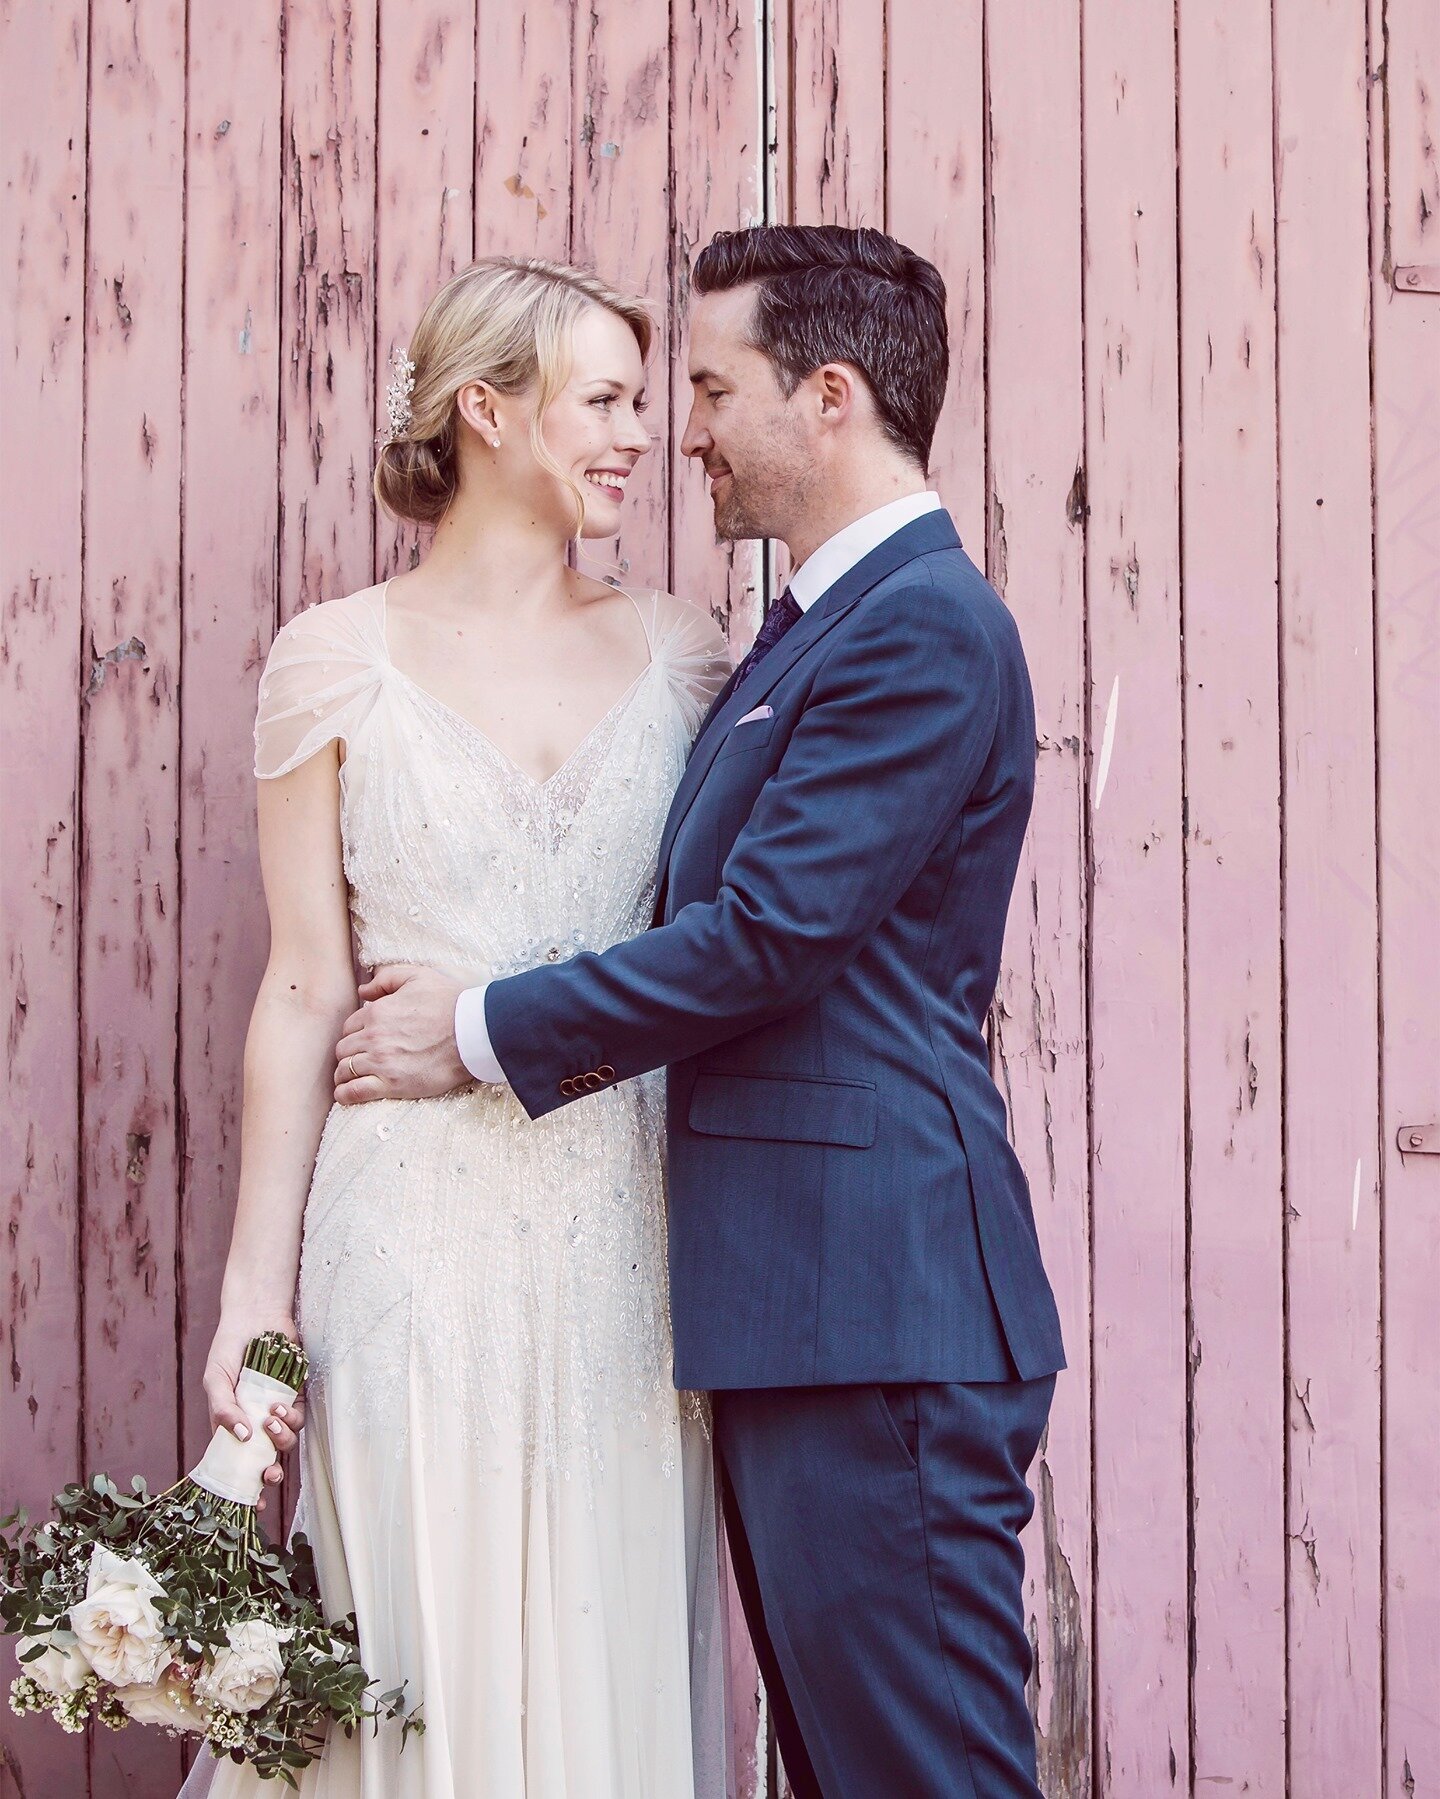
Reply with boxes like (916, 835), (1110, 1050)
(786, 491), (945, 612)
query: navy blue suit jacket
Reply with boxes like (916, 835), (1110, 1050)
(487, 508), (1066, 1390)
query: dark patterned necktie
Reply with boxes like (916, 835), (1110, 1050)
(731, 587), (802, 690)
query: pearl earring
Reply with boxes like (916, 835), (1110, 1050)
(492, 437), (501, 448)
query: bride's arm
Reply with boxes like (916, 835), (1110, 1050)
(202, 740), (355, 1504)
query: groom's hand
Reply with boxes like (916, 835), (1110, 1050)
(334, 964), (469, 1104)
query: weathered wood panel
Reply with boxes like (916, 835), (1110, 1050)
(668, 0), (765, 640)
(667, 13), (768, 1786)
(571, 0), (671, 594)
(79, 0), (188, 1788)
(176, 0), (284, 1480)
(1274, 2), (1385, 1792)
(885, 0), (985, 548)
(0, 0), (89, 1790)
(1370, 4), (1440, 1790)
(473, 0), (572, 264)
(787, 0), (884, 233)
(1177, 1), (1287, 1788)
(1080, 1), (1191, 1788)
(1387, 0), (1440, 291)
(278, 0), (378, 623)
(983, 5), (1092, 1794)
(374, 0), (476, 581)
(3, 6), (1437, 1797)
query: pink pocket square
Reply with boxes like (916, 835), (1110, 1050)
(734, 704), (773, 727)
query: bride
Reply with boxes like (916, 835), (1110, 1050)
(187, 257), (733, 1797)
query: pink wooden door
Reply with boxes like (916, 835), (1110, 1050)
(2, 3), (1436, 1797)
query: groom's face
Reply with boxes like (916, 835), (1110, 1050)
(681, 284), (814, 543)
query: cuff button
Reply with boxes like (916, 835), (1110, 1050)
(597, 1064), (616, 1082)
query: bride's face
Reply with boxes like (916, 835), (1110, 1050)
(534, 305), (654, 540)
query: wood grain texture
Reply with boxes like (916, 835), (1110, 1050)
(176, 0), (284, 1484)
(1176, 0), (1287, 1788)
(787, 0), (884, 231)
(2, 5), (1435, 1795)
(885, 0), (985, 548)
(0, 0), (90, 1789)
(662, 10), (766, 1780)
(279, 0), (378, 622)
(1386, 0), (1440, 289)
(374, 0), (476, 579)
(78, 0), (187, 1786)
(571, 0), (671, 593)
(984, 5), (1092, 1794)
(1370, 4), (1440, 1790)
(1080, 0), (1191, 1789)
(473, 0), (572, 263)
(1274, 2), (1384, 1791)
(668, 0), (764, 638)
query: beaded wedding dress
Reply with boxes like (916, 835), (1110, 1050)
(182, 581), (733, 1799)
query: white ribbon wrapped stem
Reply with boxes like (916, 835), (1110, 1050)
(188, 1368), (298, 1506)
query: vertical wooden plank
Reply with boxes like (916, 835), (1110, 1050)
(885, 0), (985, 548)
(374, 0), (476, 579)
(1386, 0), (1440, 288)
(1176, 1), (1287, 1790)
(984, 5), (1093, 1794)
(570, 0), (671, 591)
(279, 0), (378, 622)
(80, 0), (187, 1788)
(474, 0), (572, 264)
(1081, 1), (1191, 1790)
(777, 0), (886, 602)
(668, 15), (767, 1788)
(1273, 2), (1384, 1792)
(1371, 4), (1440, 1789)
(176, 1), (283, 1473)
(787, 0), (885, 230)
(669, 0), (765, 637)
(0, 0), (89, 1791)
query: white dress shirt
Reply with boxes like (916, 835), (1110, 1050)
(454, 489), (945, 1083)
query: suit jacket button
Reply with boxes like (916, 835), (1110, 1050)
(560, 1078), (576, 1096)
(596, 1064), (616, 1082)
(583, 1072), (602, 1090)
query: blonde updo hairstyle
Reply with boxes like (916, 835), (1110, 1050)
(374, 256), (655, 532)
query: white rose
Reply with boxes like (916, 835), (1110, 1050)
(193, 1618), (286, 1715)
(68, 1546), (170, 1688)
(118, 1669), (209, 1734)
(16, 1630), (91, 1697)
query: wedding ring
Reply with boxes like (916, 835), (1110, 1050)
(343, 1055), (358, 1081)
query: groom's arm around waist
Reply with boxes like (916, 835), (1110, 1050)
(485, 576), (1015, 1120)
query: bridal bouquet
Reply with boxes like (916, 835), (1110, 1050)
(2, 1331), (421, 1785)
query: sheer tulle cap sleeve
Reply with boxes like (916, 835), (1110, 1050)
(253, 590), (387, 779)
(644, 590), (732, 738)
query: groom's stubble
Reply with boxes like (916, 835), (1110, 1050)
(705, 410), (818, 547)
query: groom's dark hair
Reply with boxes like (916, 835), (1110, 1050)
(692, 224), (949, 471)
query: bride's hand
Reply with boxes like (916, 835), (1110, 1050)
(202, 1312), (307, 1514)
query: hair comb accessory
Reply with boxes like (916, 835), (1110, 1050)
(381, 345), (417, 444)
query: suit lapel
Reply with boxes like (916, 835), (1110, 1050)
(655, 508), (962, 890)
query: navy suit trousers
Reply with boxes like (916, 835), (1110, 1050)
(714, 1376), (1056, 1799)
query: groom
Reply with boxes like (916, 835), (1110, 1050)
(337, 224), (1064, 1798)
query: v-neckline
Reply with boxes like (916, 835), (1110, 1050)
(377, 577), (658, 791)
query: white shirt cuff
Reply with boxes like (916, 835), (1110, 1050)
(454, 982), (506, 1085)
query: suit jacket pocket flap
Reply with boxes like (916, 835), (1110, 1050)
(688, 1072), (877, 1148)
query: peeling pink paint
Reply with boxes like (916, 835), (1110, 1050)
(2, 4), (1436, 1797)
